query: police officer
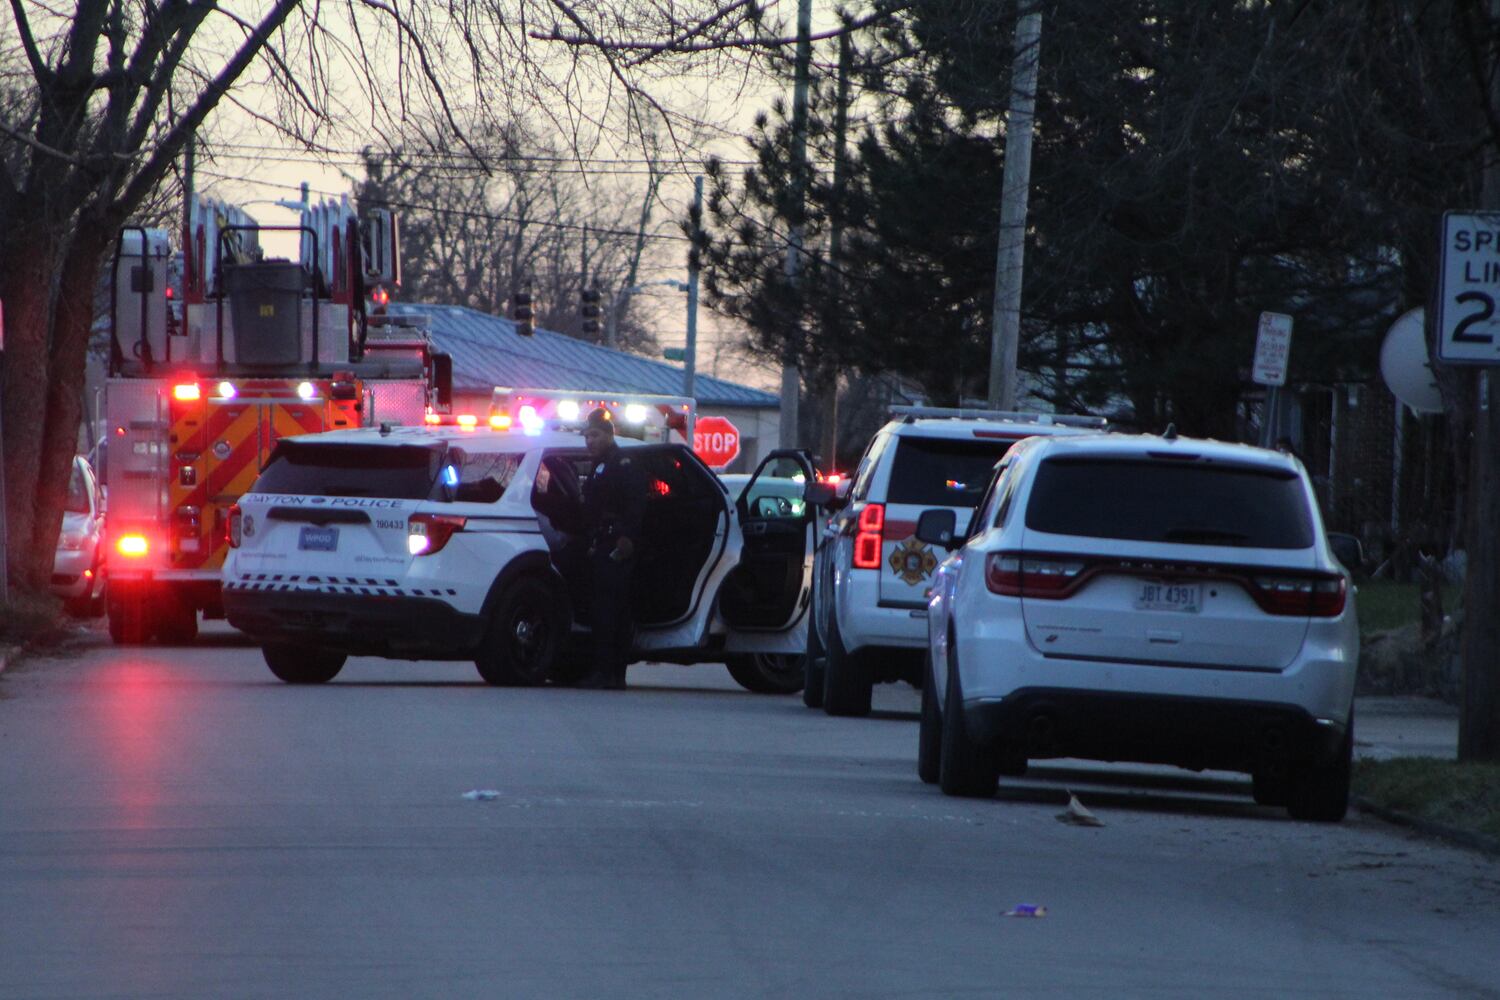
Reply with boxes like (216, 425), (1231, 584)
(578, 407), (646, 689)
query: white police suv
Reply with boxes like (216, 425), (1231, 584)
(222, 424), (818, 689)
(914, 431), (1359, 821)
(804, 407), (1106, 716)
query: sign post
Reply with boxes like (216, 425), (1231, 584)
(1252, 311), (1293, 448)
(693, 415), (741, 470)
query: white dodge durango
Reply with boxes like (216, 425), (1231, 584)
(915, 431), (1359, 821)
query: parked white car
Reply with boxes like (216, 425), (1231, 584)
(804, 407), (1106, 716)
(51, 455), (106, 617)
(915, 431), (1359, 821)
(222, 425), (818, 690)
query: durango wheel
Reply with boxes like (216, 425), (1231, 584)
(475, 577), (561, 686)
(917, 652), (942, 784)
(938, 645), (998, 798)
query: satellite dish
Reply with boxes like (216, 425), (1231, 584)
(1380, 308), (1444, 415)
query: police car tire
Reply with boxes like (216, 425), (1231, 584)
(474, 576), (561, 687)
(263, 643), (346, 684)
(917, 652), (942, 784)
(938, 646), (998, 798)
(821, 604), (872, 718)
(802, 569), (827, 708)
(726, 653), (806, 695)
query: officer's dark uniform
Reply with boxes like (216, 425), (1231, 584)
(580, 431), (646, 688)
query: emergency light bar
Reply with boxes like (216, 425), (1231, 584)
(889, 405), (1108, 429)
(487, 387), (695, 444)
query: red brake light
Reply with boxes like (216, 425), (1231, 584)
(985, 552), (1087, 599)
(408, 513), (466, 556)
(853, 503), (885, 569)
(116, 534), (150, 558)
(1251, 573), (1346, 617)
(226, 504), (242, 548)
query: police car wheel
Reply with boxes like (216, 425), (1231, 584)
(475, 577), (561, 687)
(802, 568), (827, 708)
(822, 603), (872, 718)
(725, 654), (806, 695)
(263, 643), (346, 684)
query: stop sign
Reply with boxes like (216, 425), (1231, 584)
(694, 415), (741, 468)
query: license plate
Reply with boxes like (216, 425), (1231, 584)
(1135, 581), (1201, 613)
(298, 526), (339, 551)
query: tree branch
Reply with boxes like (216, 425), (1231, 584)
(109, 0), (301, 221)
(531, 5), (908, 57)
(8, 0), (55, 86)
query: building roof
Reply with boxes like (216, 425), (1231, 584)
(387, 303), (779, 409)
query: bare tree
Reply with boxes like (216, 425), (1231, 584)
(0, 0), (815, 597)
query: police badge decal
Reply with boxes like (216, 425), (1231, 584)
(888, 537), (937, 585)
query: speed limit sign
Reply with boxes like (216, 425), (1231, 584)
(1436, 211), (1500, 365)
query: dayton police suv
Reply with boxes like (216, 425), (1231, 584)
(222, 422), (817, 689)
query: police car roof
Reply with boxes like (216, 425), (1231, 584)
(275, 425), (645, 451)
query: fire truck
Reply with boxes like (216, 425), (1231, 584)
(103, 195), (449, 645)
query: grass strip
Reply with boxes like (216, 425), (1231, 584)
(1354, 757), (1500, 842)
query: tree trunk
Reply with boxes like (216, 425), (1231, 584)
(0, 219), (64, 591)
(27, 227), (110, 590)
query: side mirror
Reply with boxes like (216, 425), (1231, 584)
(803, 482), (837, 507)
(915, 509), (959, 550)
(1327, 532), (1364, 573)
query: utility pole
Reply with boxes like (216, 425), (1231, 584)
(685, 175), (703, 400)
(822, 25), (853, 469)
(780, 0), (814, 448)
(987, 3), (1042, 411)
(1459, 0), (1500, 762)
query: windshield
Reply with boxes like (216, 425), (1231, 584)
(252, 442), (444, 499)
(886, 436), (1016, 508)
(1025, 457), (1314, 549)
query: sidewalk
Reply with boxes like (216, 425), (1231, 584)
(1354, 696), (1459, 762)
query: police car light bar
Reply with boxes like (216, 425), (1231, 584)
(888, 405), (1108, 429)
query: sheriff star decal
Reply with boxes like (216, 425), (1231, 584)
(889, 537), (938, 585)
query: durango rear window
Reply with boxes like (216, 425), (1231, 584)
(886, 437), (1015, 508)
(253, 442), (443, 499)
(1024, 458), (1314, 549)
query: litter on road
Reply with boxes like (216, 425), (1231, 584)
(1057, 792), (1105, 827)
(1004, 904), (1048, 918)
(462, 789), (502, 801)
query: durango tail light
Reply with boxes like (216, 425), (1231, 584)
(1251, 573), (1346, 617)
(226, 504), (242, 548)
(985, 552), (1088, 599)
(852, 503), (885, 569)
(408, 513), (466, 556)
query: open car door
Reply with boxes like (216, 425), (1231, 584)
(720, 449), (819, 649)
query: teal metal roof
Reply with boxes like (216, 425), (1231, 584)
(388, 303), (778, 409)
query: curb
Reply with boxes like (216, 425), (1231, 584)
(1355, 795), (1500, 857)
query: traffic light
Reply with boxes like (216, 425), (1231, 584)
(512, 288), (533, 337)
(581, 287), (602, 337)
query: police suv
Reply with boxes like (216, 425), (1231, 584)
(805, 406), (1107, 716)
(221, 423), (818, 689)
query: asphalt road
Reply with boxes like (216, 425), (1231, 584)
(2, 624), (1497, 1000)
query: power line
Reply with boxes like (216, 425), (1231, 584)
(193, 167), (693, 242)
